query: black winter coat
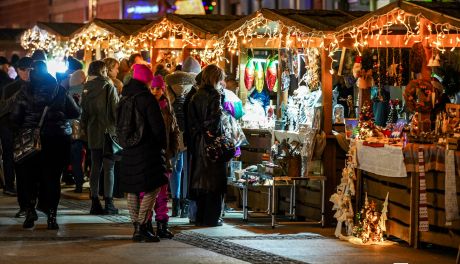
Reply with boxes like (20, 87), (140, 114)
(187, 84), (227, 196)
(118, 79), (168, 193)
(10, 72), (80, 136)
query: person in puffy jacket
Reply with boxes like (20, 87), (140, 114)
(118, 64), (168, 242)
(80, 60), (119, 215)
(10, 60), (80, 230)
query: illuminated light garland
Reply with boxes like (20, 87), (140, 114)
(207, 12), (327, 63)
(130, 17), (217, 63)
(68, 23), (135, 56)
(21, 26), (67, 58)
(328, 7), (460, 73)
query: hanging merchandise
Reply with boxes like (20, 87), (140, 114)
(255, 61), (265, 93)
(409, 43), (425, 74)
(266, 57), (278, 92)
(244, 58), (255, 90)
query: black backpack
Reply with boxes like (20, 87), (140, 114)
(116, 92), (147, 148)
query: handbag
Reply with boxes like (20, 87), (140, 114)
(102, 84), (122, 160)
(13, 106), (49, 163)
(204, 111), (236, 163)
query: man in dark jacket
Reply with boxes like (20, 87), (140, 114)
(0, 57), (33, 202)
(11, 60), (80, 229)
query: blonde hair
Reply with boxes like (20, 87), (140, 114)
(201, 64), (225, 88)
(103, 57), (119, 71)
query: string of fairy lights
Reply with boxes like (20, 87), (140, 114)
(67, 23), (133, 56)
(20, 6), (460, 72)
(207, 11), (326, 64)
(20, 26), (67, 58)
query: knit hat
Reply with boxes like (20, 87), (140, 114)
(0, 56), (8, 65)
(16, 57), (33, 69)
(133, 64), (153, 84)
(68, 56), (83, 71)
(182, 57), (201, 74)
(151, 75), (165, 91)
(31, 49), (47, 62)
(69, 69), (86, 87)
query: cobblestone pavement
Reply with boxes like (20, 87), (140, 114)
(0, 191), (457, 264)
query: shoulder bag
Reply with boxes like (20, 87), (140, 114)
(13, 105), (49, 164)
(103, 84), (122, 160)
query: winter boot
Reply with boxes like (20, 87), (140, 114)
(132, 222), (142, 242)
(146, 219), (154, 234)
(104, 197), (119, 215)
(172, 198), (180, 217)
(90, 197), (104, 215)
(47, 209), (59, 230)
(157, 220), (174, 239)
(180, 199), (189, 218)
(139, 223), (160, 242)
(23, 208), (38, 229)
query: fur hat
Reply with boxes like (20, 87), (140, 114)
(182, 57), (201, 74)
(133, 64), (153, 84)
(165, 71), (196, 86)
(151, 75), (165, 91)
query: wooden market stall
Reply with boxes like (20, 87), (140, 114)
(20, 22), (84, 58)
(68, 18), (152, 64)
(129, 14), (242, 71)
(214, 8), (367, 226)
(327, 0), (460, 248)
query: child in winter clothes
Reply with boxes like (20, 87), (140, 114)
(147, 75), (179, 238)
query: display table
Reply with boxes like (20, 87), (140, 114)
(356, 142), (460, 248)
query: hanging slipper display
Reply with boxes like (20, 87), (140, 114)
(266, 58), (277, 92)
(244, 58), (255, 90)
(255, 61), (265, 93)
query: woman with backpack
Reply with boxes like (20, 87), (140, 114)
(80, 60), (119, 215)
(11, 60), (80, 229)
(186, 64), (227, 227)
(117, 64), (168, 242)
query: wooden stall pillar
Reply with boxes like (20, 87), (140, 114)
(321, 41), (333, 135)
(419, 18), (433, 81)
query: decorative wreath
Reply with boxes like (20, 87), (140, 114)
(403, 79), (433, 113)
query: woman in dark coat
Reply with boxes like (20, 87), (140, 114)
(11, 60), (80, 230)
(118, 64), (168, 242)
(81, 60), (119, 215)
(187, 64), (226, 227)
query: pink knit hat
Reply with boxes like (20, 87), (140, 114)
(151, 75), (165, 91)
(133, 64), (153, 84)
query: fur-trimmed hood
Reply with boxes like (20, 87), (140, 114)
(165, 71), (195, 98)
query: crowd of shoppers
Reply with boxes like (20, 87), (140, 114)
(0, 50), (231, 241)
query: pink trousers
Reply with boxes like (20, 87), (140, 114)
(140, 172), (170, 222)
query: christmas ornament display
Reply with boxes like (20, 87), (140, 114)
(386, 99), (400, 127)
(330, 142), (357, 238)
(403, 79), (433, 113)
(255, 61), (265, 93)
(353, 193), (389, 244)
(244, 58), (255, 90)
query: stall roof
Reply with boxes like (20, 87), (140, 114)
(220, 8), (368, 35)
(137, 14), (243, 38)
(36, 22), (84, 37)
(0, 28), (25, 41)
(73, 19), (153, 37)
(336, 0), (460, 31)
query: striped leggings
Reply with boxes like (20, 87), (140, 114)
(127, 188), (160, 224)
